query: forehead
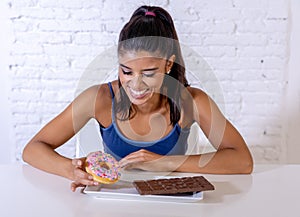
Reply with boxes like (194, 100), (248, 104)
(118, 50), (166, 65)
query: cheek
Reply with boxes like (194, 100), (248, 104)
(118, 71), (128, 85)
(145, 74), (165, 89)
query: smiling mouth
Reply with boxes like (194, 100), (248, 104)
(128, 87), (150, 99)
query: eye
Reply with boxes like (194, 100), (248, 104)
(121, 68), (132, 75)
(143, 72), (155, 78)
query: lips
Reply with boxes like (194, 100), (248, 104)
(128, 87), (150, 99)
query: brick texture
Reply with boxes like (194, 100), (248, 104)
(6, 0), (289, 163)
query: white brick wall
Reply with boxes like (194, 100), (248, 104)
(3, 0), (293, 163)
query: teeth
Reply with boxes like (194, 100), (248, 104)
(129, 87), (148, 96)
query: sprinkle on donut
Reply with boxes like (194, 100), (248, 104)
(85, 151), (121, 184)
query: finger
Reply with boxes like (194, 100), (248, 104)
(80, 179), (99, 186)
(119, 151), (152, 166)
(119, 156), (148, 168)
(119, 149), (163, 169)
(122, 163), (135, 170)
(72, 166), (98, 185)
(122, 149), (148, 159)
(73, 167), (94, 181)
(72, 159), (83, 168)
(72, 157), (87, 168)
(72, 173), (99, 186)
(70, 181), (97, 192)
(120, 149), (148, 162)
(70, 181), (85, 192)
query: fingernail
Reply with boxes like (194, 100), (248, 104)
(88, 176), (93, 180)
(94, 182), (99, 185)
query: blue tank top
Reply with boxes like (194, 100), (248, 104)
(99, 82), (190, 160)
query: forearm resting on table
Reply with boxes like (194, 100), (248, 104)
(22, 142), (74, 180)
(166, 149), (253, 174)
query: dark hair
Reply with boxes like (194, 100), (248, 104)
(116, 6), (189, 126)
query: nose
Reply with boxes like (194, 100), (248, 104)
(131, 74), (143, 88)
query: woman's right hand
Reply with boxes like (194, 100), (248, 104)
(70, 158), (99, 192)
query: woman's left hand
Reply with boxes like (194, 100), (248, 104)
(119, 149), (167, 171)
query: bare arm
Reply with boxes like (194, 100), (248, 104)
(169, 88), (253, 174)
(22, 85), (102, 181)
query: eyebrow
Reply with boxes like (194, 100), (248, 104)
(119, 64), (159, 72)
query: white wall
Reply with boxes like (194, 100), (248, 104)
(285, 0), (300, 163)
(0, 0), (296, 163)
(0, 0), (14, 163)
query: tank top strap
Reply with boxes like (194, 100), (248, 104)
(107, 82), (116, 122)
(107, 82), (115, 99)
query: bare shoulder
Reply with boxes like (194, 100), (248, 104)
(178, 86), (209, 125)
(95, 80), (118, 106)
(184, 86), (210, 104)
(77, 81), (117, 105)
(183, 86), (216, 122)
(94, 81), (119, 126)
(73, 84), (108, 107)
(71, 82), (116, 120)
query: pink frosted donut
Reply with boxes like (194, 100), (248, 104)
(85, 151), (121, 184)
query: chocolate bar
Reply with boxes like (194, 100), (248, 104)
(133, 176), (214, 195)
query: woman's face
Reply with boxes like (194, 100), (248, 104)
(118, 50), (174, 105)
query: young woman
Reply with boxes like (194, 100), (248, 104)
(22, 6), (253, 192)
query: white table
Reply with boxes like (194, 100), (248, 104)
(0, 164), (299, 217)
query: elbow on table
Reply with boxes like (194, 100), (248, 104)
(22, 145), (31, 164)
(239, 154), (254, 174)
(226, 148), (254, 174)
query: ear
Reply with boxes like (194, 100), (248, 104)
(165, 55), (176, 72)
